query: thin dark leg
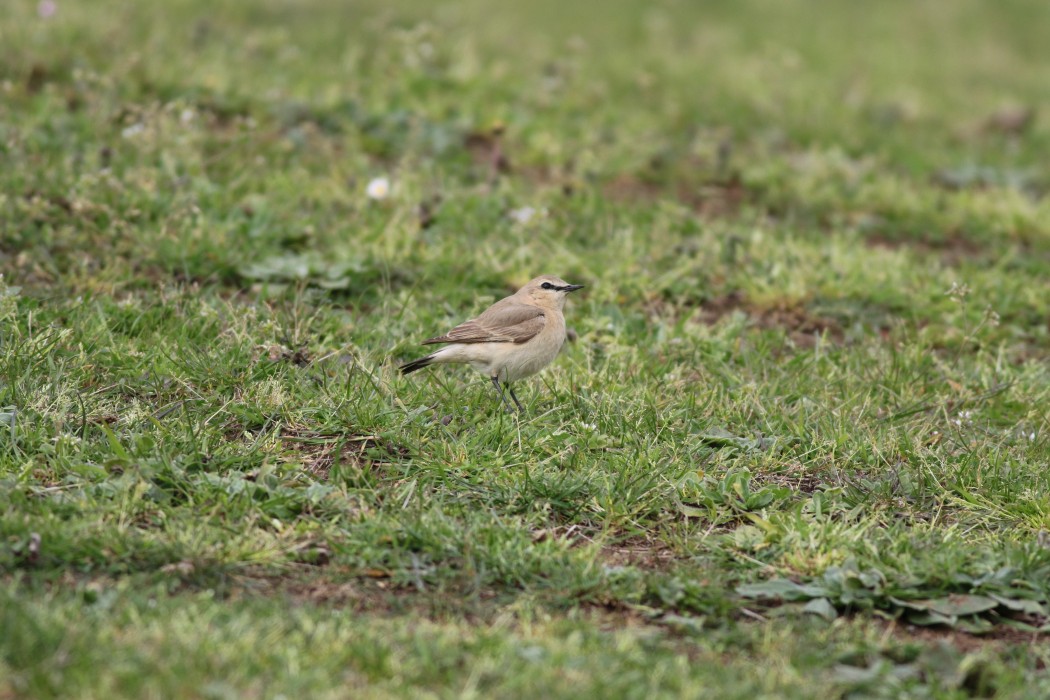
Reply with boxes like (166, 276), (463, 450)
(490, 376), (515, 413)
(507, 385), (525, 413)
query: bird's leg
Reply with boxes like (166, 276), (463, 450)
(507, 385), (525, 413)
(490, 376), (516, 413)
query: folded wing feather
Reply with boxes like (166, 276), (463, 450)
(422, 302), (546, 345)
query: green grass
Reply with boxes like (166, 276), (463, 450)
(3, 0), (1050, 696)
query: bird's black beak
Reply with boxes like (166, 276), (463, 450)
(563, 284), (585, 292)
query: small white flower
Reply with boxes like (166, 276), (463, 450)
(180, 109), (195, 124)
(121, 123), (145, 139)
(366, 177), (391, 200)
(1031, 432), (1037, 442)
(580, 422), (597, 431)
(945, 281), (970, 302)
(509, 206), (538, 224)
(510, 206), (549, 225)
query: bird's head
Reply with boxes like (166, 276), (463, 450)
(519, 275), (584, 308)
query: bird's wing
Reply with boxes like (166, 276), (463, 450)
(422, 302), (546, 345)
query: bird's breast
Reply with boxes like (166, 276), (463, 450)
(499, 320), (565, 382)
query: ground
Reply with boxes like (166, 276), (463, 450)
(2, 0), (1050, 697)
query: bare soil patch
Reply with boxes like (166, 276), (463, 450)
(267, 344), (312, 367)
(695, 291), (843, 346)
(281, 426), (407, 480)
(235, 568), (670, 634)
(763, 463), (825, 494)
(865, 231), (989, 267)
(602, 173), (749, 218)
(235, 565), (421, 612)
(464, 125), (511, 180)
(876, 618), (1045, 651)
(600, 535), (680, 572)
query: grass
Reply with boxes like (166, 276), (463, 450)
(2, 0), (1050, 696)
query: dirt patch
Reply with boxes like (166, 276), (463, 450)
(237, 568), (671, 634)
(763, 463), (825, 494)
(464, 124), (510, 180)
(531, 528), (682, 573)
(865, 231), (988, 267)
(865, 227), (1050, 271)
(266, 344), (312, 367)
(690, 177), (749, 218)
(21, 188), (74, 217)
(599, 535), (680, 572)
(280, 426), (407, 480)
(981, 105), (1036, 136)
(695, 291), (843, 347)
(876, 617), (1045, 651)
(602, 173), (664, 203)
(234, 565), (422, 611)
(602, 173), (748, 218)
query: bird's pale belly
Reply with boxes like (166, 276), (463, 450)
(456, 334), (564, 382)
(497, 339), (563, 381)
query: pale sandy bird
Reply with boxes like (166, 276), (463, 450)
(399, 275), (584, 412)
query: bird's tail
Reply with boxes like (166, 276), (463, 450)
(399, 353), (437, 375)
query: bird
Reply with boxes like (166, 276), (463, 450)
(399, 275), (584, 412)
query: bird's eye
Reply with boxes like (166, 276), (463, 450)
(541, 282), (553, 290)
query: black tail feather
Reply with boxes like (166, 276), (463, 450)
(399, 354), (435, 375)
